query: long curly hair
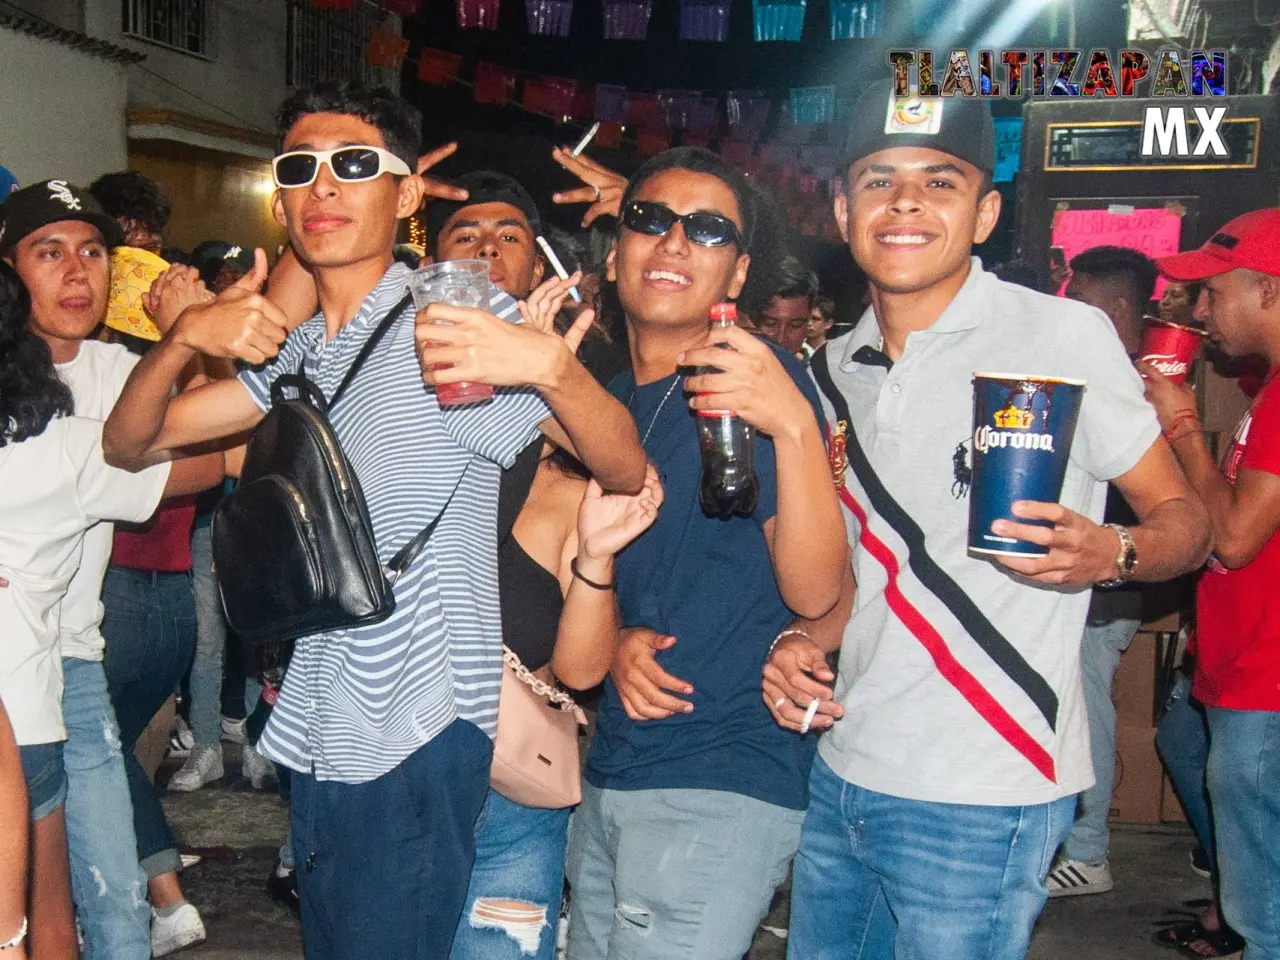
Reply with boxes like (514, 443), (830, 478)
(0, 261), (74, 448)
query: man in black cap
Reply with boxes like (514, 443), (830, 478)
(761, 80), (1211, 958)
(427, 170), (545, 300)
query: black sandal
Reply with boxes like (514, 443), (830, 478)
(1151, 920), (1245, 957)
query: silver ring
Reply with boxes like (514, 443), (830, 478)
(593, 184), (602, 203)
(774, 697), (787, 710)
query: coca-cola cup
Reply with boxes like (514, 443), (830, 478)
(1138, 320), (1206, 385)
(409, 259), (494, 407)
(969, 373), (1086, 558)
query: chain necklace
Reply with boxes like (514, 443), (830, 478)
(630, 374), (682, 446)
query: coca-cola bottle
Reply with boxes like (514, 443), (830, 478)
(696, 303), (759, 519)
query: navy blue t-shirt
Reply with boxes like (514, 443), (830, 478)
(585, 341), (825, 810)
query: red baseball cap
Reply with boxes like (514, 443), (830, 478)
(1157, 208), (1280, 282)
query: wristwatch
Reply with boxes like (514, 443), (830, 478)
(1096, 523), (1137, 588)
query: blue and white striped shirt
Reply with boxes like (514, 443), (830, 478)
(238, 263), (549, 783)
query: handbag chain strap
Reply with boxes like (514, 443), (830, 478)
(503, 646), (587, 725)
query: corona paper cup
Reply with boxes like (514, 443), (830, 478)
(1139, 320), (1206, 385)
(969, 373), (1086, 558)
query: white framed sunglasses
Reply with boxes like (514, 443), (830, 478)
(271, 146), (412, 188)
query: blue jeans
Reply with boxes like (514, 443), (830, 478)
(1156, 674), (1214, 859)
(788, 755), (1076, 960)
(18, 741), (66, 821)
(62, 657), (150, 960)
(451, 789), (571, 960)
(101, 566), (197, 878)
(1064, 617), (1139, 863)
(290, 719), (493, 960)
(1206, 707), (1280, 959)
(566, 783), (805, 960)
(189, 526), (227, 748)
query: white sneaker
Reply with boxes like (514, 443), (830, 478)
(151, 902), (207, 956)
(167, 716), (195, 759)
(168, 745), (224, 793)
(241, 742), (276, 791)
(1046, 858), (1114, 898)
(220, 715), (246, 744)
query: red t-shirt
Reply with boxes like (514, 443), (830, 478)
(1195, 372), (1280, 709)
(111, 496), (197, 574)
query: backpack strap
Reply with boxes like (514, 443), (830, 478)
(384, 461), (470, 585)
(328, 291), (416, 410)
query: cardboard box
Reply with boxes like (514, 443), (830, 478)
(1113, 632), (1158, 726)
(1109, 724), (1164, 825)
(1161, 773), (1188, 824)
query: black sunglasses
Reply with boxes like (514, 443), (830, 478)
(621, 200), (744, 249)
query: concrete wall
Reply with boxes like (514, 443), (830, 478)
(85, 0), (289, 137)
(0, 24), (127, 187)
(3, 0), (85, 32)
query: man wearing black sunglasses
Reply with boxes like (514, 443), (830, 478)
(103, 80), (646, 960)
(563, 147), (846, 960)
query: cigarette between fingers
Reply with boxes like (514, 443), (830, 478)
(571, 122), (600, 157)
(536, 236), (582, 303)
(800, 699), (820, 735)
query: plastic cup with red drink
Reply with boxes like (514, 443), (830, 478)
(409, 259), (494, 407)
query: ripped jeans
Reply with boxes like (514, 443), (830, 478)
(451, 789), (571, 959)
(566, 783), (804, 960)
(61, 656), (151, 960)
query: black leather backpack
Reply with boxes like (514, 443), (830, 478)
(212, 292), (460, 645)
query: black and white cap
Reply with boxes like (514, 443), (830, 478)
(839, 78), (996, 174)
(0, 179), (123, 254)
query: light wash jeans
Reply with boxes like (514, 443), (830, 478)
(62, 656), (151, 960)
(451, 789), (572, 960)
(1062, 617), (1140, 863)
(566, 783), (805, 960)
(190, 526), (261, 747)
(1207, 707), (1280, 959)
(1156, 673), (1214, 860)
(788, 755), (1076, 960)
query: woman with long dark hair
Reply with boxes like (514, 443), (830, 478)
(0, 261), (170, 959)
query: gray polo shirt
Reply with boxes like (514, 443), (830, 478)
(809, 260), (1159, 806)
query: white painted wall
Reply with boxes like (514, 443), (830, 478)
(85, 0), (289, 137)
(0, 24), (128, 187)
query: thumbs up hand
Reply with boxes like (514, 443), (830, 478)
(172, 249), (291, 366)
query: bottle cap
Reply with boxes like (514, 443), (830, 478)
(709, 302), (737, 323)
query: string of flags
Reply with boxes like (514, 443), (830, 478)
(317, 0), (933, 240)
(313, 0), (884, 41)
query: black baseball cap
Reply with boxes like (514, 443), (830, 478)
(427, 171), (542, 254)
(0, 179), (123, 255)
(840, 78), (996, 175)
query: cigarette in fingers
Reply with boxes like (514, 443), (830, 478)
(536, 236), (582, 303)
(571, 122), (601, 158)
(800, 698), (820, 735)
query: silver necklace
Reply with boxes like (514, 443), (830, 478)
(632, 374), (681, 446)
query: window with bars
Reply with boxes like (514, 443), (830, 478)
(286, 2), (382, 90)
(122, 0), (209, 57)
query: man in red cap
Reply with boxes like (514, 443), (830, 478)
(1145, 207), (1280, 960)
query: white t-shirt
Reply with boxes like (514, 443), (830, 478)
(0, 417), (169, 745)
(811, 261), (1160, 806)
(56, 341), (149, 661)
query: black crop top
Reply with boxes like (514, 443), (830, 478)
(497, 441), (564, 672)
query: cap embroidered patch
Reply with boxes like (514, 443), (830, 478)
(884, 96), (943, 136)
(46, 179), (81, 211)
(1209, 233), (1239, 249)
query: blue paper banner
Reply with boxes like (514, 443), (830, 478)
(789, 86), (835, 125)
(830, 0), (882, 38)
(993, 116), (1022, 183)
(752, 0), (805, 40)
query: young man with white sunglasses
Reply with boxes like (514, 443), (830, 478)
(103, 80), (646, 960)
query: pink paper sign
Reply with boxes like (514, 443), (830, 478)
(1050, 207), (1183, 298)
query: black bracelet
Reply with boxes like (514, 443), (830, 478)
(571, 557), (616, 591)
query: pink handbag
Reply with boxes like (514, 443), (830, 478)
(490, 647), (587, 809)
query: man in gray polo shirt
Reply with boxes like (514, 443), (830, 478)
(762, 79), (1211, 960)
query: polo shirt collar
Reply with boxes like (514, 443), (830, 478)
(838, 256), (991, 373)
